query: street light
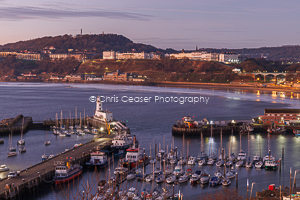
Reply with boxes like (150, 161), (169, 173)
(250, 182), (256, 199)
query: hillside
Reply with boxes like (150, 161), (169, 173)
(1, 34), (300, 60)
(0, 34), (165, 54)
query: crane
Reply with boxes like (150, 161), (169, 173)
(105, 119), (110, 135)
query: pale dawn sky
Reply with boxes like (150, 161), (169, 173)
(0, 0), (299, 50)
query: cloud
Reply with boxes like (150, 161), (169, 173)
(0, 6), (151, 21)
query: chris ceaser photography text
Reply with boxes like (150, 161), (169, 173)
(89, 95), (210, 104)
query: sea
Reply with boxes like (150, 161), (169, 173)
(0, 82), (300, 199)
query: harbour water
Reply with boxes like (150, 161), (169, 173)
(0, 82), (300, 199)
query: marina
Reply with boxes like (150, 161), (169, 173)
(0, 83), (300, 199)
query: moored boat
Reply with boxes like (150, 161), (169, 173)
(200, 173), (210, 184)
(85, 146), (108, 167)
(190, 174), (199, 184)
(209, 176), (221, 186)
(54, 160), (82, 184)
(0, 165), (9, 172)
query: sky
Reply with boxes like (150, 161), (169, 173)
(0, 0), (299, 50)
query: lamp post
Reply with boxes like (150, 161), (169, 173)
(250, 182), (256, 200)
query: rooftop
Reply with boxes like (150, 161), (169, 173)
(265, 108), (300, 114)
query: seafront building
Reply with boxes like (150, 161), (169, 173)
(103, 50), (239, 63)
(259, 108), (300, 125)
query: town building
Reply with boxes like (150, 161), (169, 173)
(103, 51), (116, 59)
(219, 53), (239, 63)
(49, 54), (83, 61)
(259, 108), (300, 125)
(65, 74), (83, 81)
(103, 70), (128, 81)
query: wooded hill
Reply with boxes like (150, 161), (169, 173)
(0, 34), (166, 54)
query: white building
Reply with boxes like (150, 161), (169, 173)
(103, 51), (116, 59)
(94, 96), (113, 122)
(219, 53), (239, 63)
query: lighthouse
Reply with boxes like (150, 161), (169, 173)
(96, 96), (103, 112)
(94, 96), (113, 122)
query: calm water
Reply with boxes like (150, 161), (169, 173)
(0, 82), (300, 199)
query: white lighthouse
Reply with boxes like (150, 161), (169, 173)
(94, 96), (113, 122)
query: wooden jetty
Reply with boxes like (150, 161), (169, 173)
(0, 136), (113, 200)
(0, 115), (32, 135)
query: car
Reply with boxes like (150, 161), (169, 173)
(7, 171), (20, 178)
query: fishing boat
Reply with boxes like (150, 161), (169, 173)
(178, 174), (189, 183)
(54, 160), (82, 184)
(190, 174), (199, 184)
(85, 146), (108, 167)
(121, 144), (148, 169)
(111, 134), (133, 155)
(0, 165), (9, 172)
(200, 173), (210, 184)
(187, 156), (196, 165)
(209, 176), (221, 186)
(264, 150), (277, 170)
(19, 146), (26, 153)
(17, 118), (25, 146)
(221, 177), (231, 186)
(166, 175), (176, 184)
(42, 153), (48, 161)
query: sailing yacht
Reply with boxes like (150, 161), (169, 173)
(7, 134), (17, 157)
(17, 118), (25, 146)
(45, 131), (51, 145)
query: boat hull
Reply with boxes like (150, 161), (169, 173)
(55, 169), (82, 185)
